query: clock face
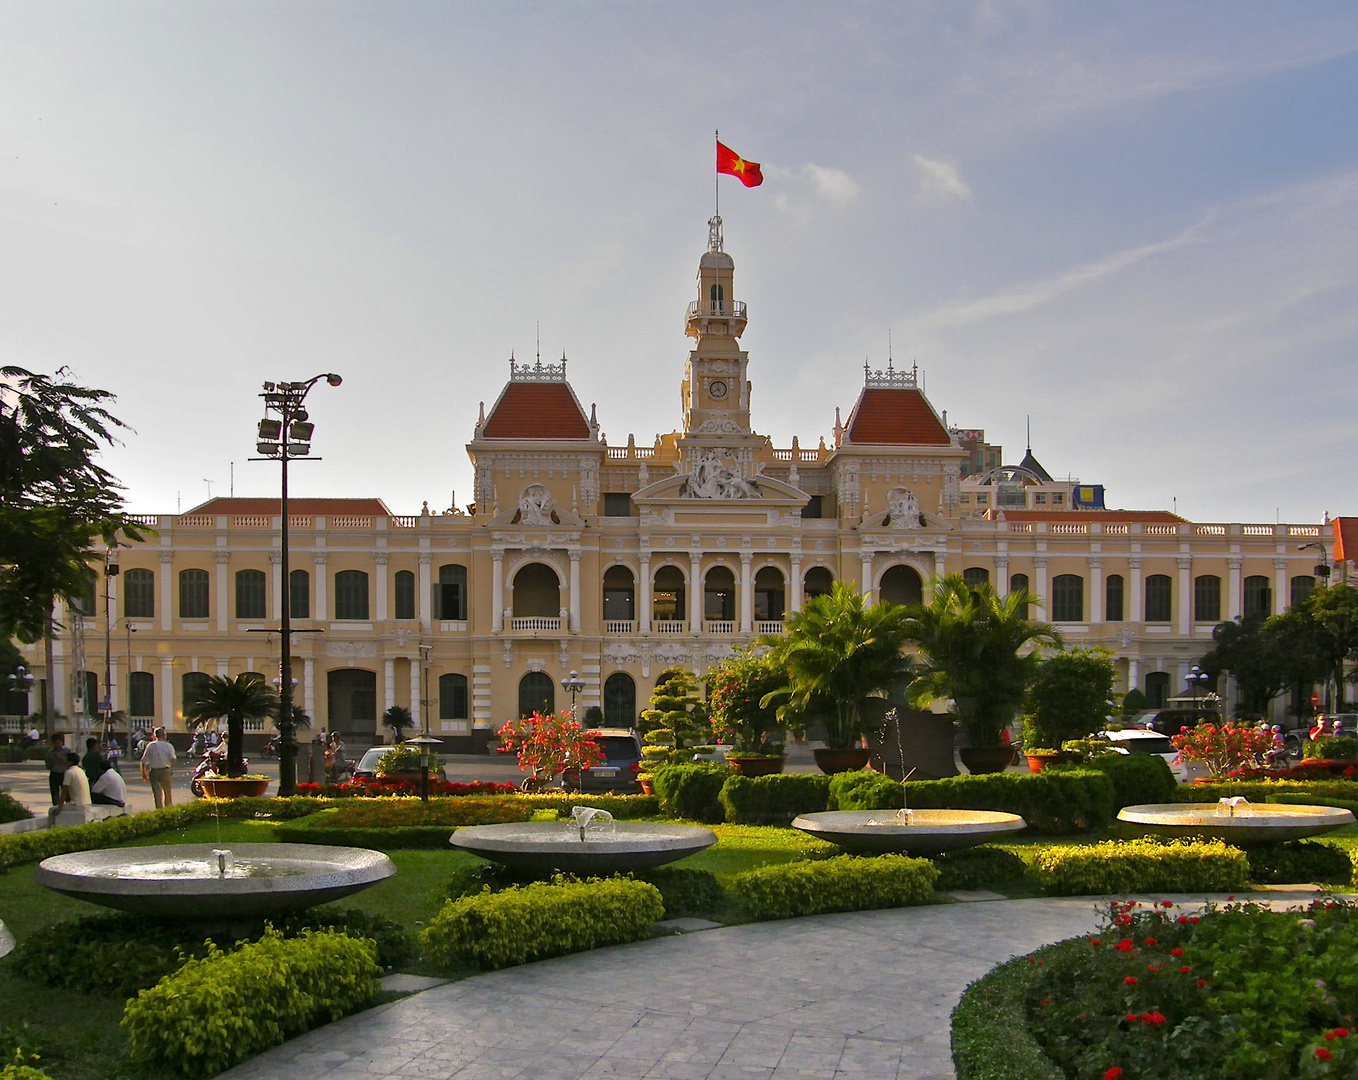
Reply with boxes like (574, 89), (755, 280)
(708, 379), (729, 400)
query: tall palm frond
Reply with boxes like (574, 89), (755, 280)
(183, 673), (279, 777)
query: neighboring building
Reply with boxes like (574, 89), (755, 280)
(13, 220), (1336, 747)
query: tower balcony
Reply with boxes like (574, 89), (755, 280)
(685, 300), (747, 338)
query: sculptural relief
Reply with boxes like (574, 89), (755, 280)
(680, 450), (761, 500)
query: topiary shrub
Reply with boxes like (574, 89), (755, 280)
(121, 929), (380, 1078)
(649, 763), (727, 823)
(1070, 752), (1176, 809)
(827, 770), (902, 811)
(731, 854), (937, 920)
(420, 877), (664, 971)
(1302, 736), (1358, 760)
(1022, 648), (1117, 751)
(718, 773), (830, 824)
(1247, 840), (1352, 885)
(1031, 838), (1248, 895)
(931, 845), (1028, 892)
(637, 867), (725, 918)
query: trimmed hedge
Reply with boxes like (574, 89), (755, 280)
(951, 953), (1062, 1080)
(730, 854), (937, 920)
(1, 1068), (53, 1080)
(420, 876), (664, 971)
(827, 769), (1114, 834)
(638, 867), (725, 919)
(650, 763), (728, 823)
(1302, 736), (1358, 760)
(932, 845), (1028, 892)
(1177, 779), (1358, 803)
(718, 773), (830, 824)
(1266, 790), (1358, 816)
(1246, 840), (1352, 885)
(1031, 838), (1249, 896)
(1073, 752), (1176, 808)
(122, 929), (380, 1078)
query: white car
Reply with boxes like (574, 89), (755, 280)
(1098, 728), (1199, 784)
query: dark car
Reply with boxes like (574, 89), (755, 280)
(1130, 708), (1218, 737)
(570, 728), (643, 794)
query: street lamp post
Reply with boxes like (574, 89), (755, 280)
(1300, 541), (1335, 709)
(103, 552), (119, 739)
(253, 373), (342, 796)
(1187, 665), (1211, 718)
(561, 670), (585, 719)
(8, 666), (33, 725)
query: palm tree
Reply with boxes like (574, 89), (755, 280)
(382, 704), (414, 744)
(183, 673), (279, 777)
(903, 574), (1062, 748)
(763, 582), (916, 749)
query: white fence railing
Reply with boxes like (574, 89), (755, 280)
(604, 620), (635, 634)
(510, 617), (561, 632)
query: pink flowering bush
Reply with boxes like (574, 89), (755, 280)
(496, 711), (601, 789)
(1171, 721), (1276, 777)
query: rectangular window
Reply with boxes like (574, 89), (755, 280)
(1291, 575), (1316, 608)
(289, 569), (310, 619)
(394, 571), (415, 619)
(1035, 493), (1047, 505)
(334, 571), (370, 620)
(179, 569), (209, 619)
(1243, 575), (1272, 619)
(434, 564), (467, 621)
(976, 494), (989, 506)
(801, 495), (823, 519)
(129, 671), (155, 717)
(439, 673), (469, 720)
(1051, 574), (1084, 622)
(1194, 575), (1222, 623)
(602, 493), (633, 517)
(124, 569), (154, 618)
(235, 570), (267, 620)
(1145, 574), (1172, 622)
(1106, 574), (1124, 622)
(1052, 493), (1064, 505)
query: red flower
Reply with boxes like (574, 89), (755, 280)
(1039, 999), (1048, 1006)
(1124, 977), (1138, 985)
(1315, 1047), (1333, 1061)
(1090, 939), (1101, 946)
(1144, 938), (1157, 946)
(1115, 938), (1135, 953)
(1170, 948), (1184, 957)
(1179, 965), (1192, 974)
(1325, 1028), (1350, 1039)
(1177, 915), (1189, 924)
(1124, 1014), (1137, 1023)
(1160, 900), (1174, 908)
(1196, 980), (1207, 987)
(1104, 1069), (1124, 1080)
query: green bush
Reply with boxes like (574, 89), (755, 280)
(1179, 779), (1358, 804)
(951, 954), (1062, 1080)
(521, 793), (658, 818)
(1023, 648), (1117, 751)
(730, 854), (937, 920)
(932, 845), (1028, 892)
(826, 770), (903, 811)
(1302, 736), (1358, 760)
(650, 763), (728, 823)
(373, 746), (425, 775)
(1031, 838), (1248, 895)
(0, 1068), (53, 1080)
(420, 877), (664, 971)
(0, 1024), (43, 1074)
(0, 789), (31, 825)
(718, 773), (830, 824)
(1245, 840), (1352, 885)
(637, 867), (724, 918)
(1071, 751), (1176, 809)
(121, 929), (380, 1078)
(1265, 791), (1358, 815)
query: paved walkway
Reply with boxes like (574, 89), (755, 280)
(220, 897), (1114, 1080)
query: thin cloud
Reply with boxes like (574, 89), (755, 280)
(803, 164), (859, 204)
(913, 155), (972, 207)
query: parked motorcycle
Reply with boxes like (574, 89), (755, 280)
(260, 735), (279, 759)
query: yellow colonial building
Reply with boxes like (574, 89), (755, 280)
(20, 221), (1340, 748)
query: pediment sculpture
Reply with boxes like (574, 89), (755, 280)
(884, 487), (922, 529)
(680, 450), (761, 500)
(515, 484), (558, 526)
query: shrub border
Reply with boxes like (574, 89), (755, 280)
(951, 952), (1063, 1080)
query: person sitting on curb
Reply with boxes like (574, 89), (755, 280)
(51, 750), (91, 816)
(81, 737), (110, 785)
(90, 762), (127, 808)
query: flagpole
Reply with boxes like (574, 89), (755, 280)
(714, 128), (719, 219)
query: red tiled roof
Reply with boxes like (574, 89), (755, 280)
(1333, 518), (1358, 562)
(185, 497), (392, 516)
(844, 388), (950, 446)
(993, 510), (1184, 523)
(481, 383), (591, 440)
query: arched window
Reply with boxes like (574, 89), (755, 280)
(1291, 575), (1316, 608)
(754, 567), (785, 622)
(603, 565), (635, 622)
(439, 673), (468, 720)
(235, 569), (266, 619)
(179, 569), (209, 619)
(1051, 574), (1084, 622)
(1009, 573), (1030, 619)
(327, 669), (377, 737)
(334, 571), (370, 620)
(652, 565), (685, 624)
(1244, 575), (1272, 618)
(124, 568), (154, 618)
(1105, 574), (1124, 622)
(704, 566), (736, 622)
(1145, 671), (1171, 709)
(128, 671), (154, 717)
(1145, 574), (1172, 623)
(880, 565), (923, 607)
(182, 671), (210, 709)
(604, 672), (637, 727)
(289, 569), (310, 619)
(518, 672), (554, 717)
(1194, 575), (1221, 623)
(710, 283), (724, 313)
(434, 564), (467, 620)
(512, 563), (560, 618)
(394, 570), (415, 620)
(804, 566), (834, 600)
(962, 567), (990, 588)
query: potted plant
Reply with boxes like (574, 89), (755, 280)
(763, 583), (915, 774)
(183, 672), (279, 787)
(904, 575), (1061, 774)
(706, 648), (788, 775)
(199, 774), (270, 798)
(496, 711), (602, 791)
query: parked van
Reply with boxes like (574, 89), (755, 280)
(1128, 708), (1218, 736)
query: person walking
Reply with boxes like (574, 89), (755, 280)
(140, 727), (177, 809)
(44, 734), (69, 805)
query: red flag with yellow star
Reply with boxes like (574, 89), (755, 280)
(716, 140), (763, 187)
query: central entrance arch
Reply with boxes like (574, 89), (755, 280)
(327, 669), (377, 745)
(879, 564), (923, 607)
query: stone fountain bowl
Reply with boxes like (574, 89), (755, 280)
(34, 843), (396, 920)
(791, 809), (1027, 854)
(1117, 803), (1356, 844)
(450, 822), (717, 875)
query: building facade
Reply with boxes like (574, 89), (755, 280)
(17, 221), (1345, 747)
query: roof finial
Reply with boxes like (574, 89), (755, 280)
(536, 322), (540, 364)
(887, 329), (892, 368)
(1026, 415), (1031, 454)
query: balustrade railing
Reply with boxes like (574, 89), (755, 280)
(391, 515), (419, 528)
(604, 620), (635, 634)
(510, 616), (561, 632)
(755, 620), (785, 634)
(704, 620), (735, 634)
(653, 620), (687, 634)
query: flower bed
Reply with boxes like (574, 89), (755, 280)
(294, 779), (518, 798)
(966, 898), (1358, 1080)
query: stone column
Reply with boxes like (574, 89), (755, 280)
(303, 658), (315, 720)
(1089, 559), (1103, 623)
(689, 553), (703, 629)
(1178, 557), (1193, 636)
(638, 556), (651, 633)
(1129, 559), (1143, 623)
(214, 658), (229, 677)
(1274, 558), (1288, 615)
(374, 552), (389, 621)
(934, 551), (947, 583)
(789, 555), (803, 613)
(1127, 656), (1140, 695)
(1228, 558), (1243, 620)
(384, 657), (396, 714)
(410, 660), (422, 730)
(860, 550), (874, 601)
(1033, 558), (1048, 622)
(995, 558), (1009, 595)
(159, 657), (174, 729)
(419, 552), (432, 631)
(490, 550), (503, 633)
(569, 550), (582, 633)
(269, 554), (282, 621)
(739, 553), (753, 632)
(215, 553), (230, 633)
(312, 554), (328, 621)
(159, 551), (174, 632)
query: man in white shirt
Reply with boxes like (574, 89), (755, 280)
(55, 751), (91, 810)
(140, 727), (177, 809)
(91, 765), (127, 807)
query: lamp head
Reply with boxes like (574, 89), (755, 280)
(326, 374), (343, 387)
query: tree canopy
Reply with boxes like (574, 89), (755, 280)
(183, 673), (280, 777)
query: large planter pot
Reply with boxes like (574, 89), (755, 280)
(1023, 751), (1076, 774)
(959, 747), (1016, 775)
(813, 747), (872, 775)
(638, 777), (655, 796)
(725, 755), (785, 777)
(199, 777), (270, 799)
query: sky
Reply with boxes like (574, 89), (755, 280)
(0, 1), (1356, 524)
